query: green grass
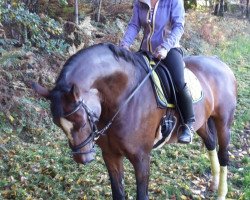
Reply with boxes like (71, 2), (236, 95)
(211, 35), (250, 200)
(211, 35), (250, 145)
(1, 26), (250, 200)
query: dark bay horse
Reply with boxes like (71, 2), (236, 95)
(32, 43), (237, 200)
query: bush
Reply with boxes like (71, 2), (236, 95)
(0, 2), (69, 55)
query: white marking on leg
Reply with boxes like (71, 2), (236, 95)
(208, 149), (220, 191)
(218, 166), (228, 200)
(60, 118), (74, 144)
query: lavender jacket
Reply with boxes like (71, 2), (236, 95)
(120, 0), (185, 53)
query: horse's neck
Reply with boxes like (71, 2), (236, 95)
(93, 61), (137, 106)
(65, 48), (141, 117)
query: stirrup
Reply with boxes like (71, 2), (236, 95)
(177, 124), (194, 144)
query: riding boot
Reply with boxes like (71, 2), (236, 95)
(176, 84), (195, 144)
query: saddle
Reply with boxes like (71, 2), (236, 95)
(140, 51), (203, 149)
(141, 51), (203, 108)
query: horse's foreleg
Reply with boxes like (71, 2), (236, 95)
(102, 152), (125, 200)
(129, 152), (150, 200)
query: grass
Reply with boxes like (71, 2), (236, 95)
(1, 18), (250, 200)
(213, 36), (250, 131)
(211, 34), (250, 200)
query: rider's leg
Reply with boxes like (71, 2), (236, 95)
(162, 48), (195, 143)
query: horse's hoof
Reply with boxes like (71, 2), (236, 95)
(209, 182), (218, 192)
(209, 181), (219, 192)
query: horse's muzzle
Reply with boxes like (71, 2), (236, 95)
(73, 148), (96, 165)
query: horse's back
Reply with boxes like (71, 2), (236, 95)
(184, 55), (237, 122)
(184, 55), (236, 93)
(184, 55), (234, 77)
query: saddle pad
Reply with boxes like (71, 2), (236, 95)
(184, 68), (203, 103)
(143, 56), (170, 108)
(143, 56), (203, 107)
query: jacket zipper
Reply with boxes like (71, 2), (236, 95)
(146, 9), (151, 51)
(147, 1), (159, 53)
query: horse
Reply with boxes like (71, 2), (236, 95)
(32, 43), (237, 200)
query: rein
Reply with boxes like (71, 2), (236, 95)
(65, 60), (161, 154)
(97, 60), (162, 136)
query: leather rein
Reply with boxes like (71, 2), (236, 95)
(64, 60), (161, 155)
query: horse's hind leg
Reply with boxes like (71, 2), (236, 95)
(211, 107), (234, 200)
(197, 118), (220, 191)
(214, 116), (233, 200)
(102, 152), (125, 200)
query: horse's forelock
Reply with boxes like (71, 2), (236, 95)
(50, 90), (63, 118)
(50, 84), (71, 118)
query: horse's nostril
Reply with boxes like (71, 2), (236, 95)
(73, 152), (95, 165)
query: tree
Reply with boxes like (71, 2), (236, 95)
(75, 0), (79, 25)
(97, 0), (103, 22)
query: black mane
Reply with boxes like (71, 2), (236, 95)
(106, 43), (148, 70)
(49, 43), (148, 118)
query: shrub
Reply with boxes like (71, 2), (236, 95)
(0, 2), (69, 55)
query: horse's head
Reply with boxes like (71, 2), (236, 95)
(32, 82), (101, 165)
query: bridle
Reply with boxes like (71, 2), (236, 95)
(64, 60), (161, 155)
(63, 99), (103, 155)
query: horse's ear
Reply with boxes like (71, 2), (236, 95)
(31, 82), (50, 99)
(71, 84), (81, 101)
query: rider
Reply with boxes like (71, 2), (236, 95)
(119, 0), (195, 143)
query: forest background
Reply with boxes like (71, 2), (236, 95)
(0, 0), (249, 199)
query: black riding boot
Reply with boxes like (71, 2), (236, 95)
(176, 85), (195, 144)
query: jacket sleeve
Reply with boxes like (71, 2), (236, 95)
(120, 1), (141, 47)
(161, 0), (185, 51)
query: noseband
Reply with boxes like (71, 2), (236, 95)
(64, 99), (100, 155)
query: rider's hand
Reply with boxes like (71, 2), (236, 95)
(153, 46), (168, 60)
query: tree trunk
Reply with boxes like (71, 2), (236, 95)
(97, 0), (103, 22)
(75, 0), (79, 25)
